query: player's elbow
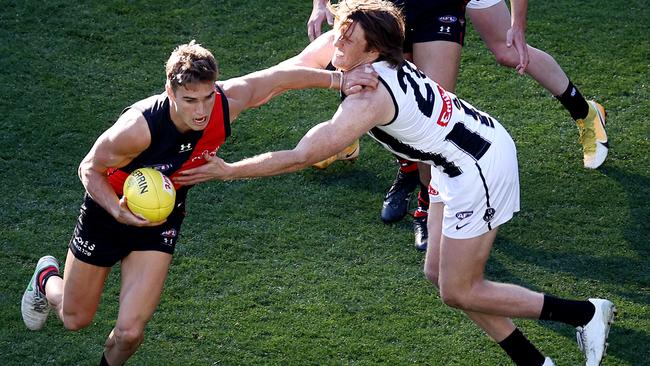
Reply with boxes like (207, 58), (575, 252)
(77, 160), (90, 183)
(289, 149), (312, 169)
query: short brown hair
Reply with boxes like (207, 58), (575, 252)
(330, 0), (405, 67)
(165, 40), (218, 92)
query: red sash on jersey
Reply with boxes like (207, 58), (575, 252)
(107, 90), (228, 195)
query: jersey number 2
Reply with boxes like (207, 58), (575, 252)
(397, 63), (435, 118)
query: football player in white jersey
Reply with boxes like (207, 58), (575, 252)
(177, 1), (615, 365)
(307, 0), (608, 253)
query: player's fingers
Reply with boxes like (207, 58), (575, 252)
(346, 85), (363, 95)
(326, 12), (334, 26)
(308, 25), (316, 42)
(144, 219), (167, 227)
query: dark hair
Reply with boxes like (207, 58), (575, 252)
(330, 0), (405, 67)
(165, 40), (218, 92)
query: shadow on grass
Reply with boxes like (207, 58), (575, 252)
(484, 165), (650, 365)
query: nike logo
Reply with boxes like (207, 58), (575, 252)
(456, 222), (470, 230)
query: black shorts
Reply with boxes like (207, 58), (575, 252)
(396, 0), (468, 52)
(68, 193), (186, 267)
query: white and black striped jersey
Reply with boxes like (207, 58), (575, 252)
(366, 60), (503, 177)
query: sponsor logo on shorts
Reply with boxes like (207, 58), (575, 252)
(161, 228), (177, 247)
(71, 235), (95, 257)
(455, 222), (470, 230)
(483, 207), (496, 222)
(455, 211), (473, 220)
(161, 228), (177, 238)
(439, 16), (457, 23)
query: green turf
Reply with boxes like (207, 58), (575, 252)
(1, 0), (649, 365)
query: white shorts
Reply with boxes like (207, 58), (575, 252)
(429, 123), (520, 239)
(466, 0), (502, 10)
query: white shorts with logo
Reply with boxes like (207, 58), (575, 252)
(428, 123), (520, 239)
(466, 0), (502, 10)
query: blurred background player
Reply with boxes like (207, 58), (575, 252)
(307, 0), (608, 252)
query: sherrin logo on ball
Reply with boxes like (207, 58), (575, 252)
(123, 168), (176, 222)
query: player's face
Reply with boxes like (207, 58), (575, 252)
(332, 21), (379, 71)
(168, 81), (216, 133)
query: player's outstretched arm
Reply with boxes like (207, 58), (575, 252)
(222, 63), (378, 122)
(78, 109), (162, 227)
(280, 30), (336, 69)
(174, 76), (393, 185)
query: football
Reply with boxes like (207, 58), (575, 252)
(123, 168), (176, 222)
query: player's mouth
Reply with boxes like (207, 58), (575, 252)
(193, 116), (208, 127)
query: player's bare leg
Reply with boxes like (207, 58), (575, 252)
(412, 41), (461, 92)
(424, 205), (531, 340)
(103, 251), (172, 366)
(425, 205), (549, 364)
(47, 249), (111, 330)
(467, 0), (568, 95)
(468, 0), (608, 168)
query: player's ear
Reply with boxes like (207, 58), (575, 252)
(165, 81), (176, 102)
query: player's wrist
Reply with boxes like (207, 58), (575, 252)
(329, 71), (343, 90)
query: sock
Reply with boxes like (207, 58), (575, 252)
(414, 183), (429, 217)
(37, 266), (60, 294)
(498, 328), (546, 366)
(539, 294), (596, 327)
(99, 352), (110, 366)
(555, 81), (590, 120)
(397, 158), (418, 174)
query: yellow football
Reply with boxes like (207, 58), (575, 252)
(123, 168), (176, 222)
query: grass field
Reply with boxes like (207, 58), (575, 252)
(1, 0), (649, 365)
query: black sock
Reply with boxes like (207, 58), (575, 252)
(498, 328), (545, 366)
(99, 353), (110, 366)
(539, 294), (596, 327)
(555, 81), (590, 120)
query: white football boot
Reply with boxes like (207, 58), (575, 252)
(576, 298), (616, 365)
(21, 255), (59, 330)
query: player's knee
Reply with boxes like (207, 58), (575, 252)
(492, 48), (519, 68)
(439, 286), (469, 310)
(62, 311), (94, 331)
(114, 324), (145, 350)
(423, 266), (439, 288)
